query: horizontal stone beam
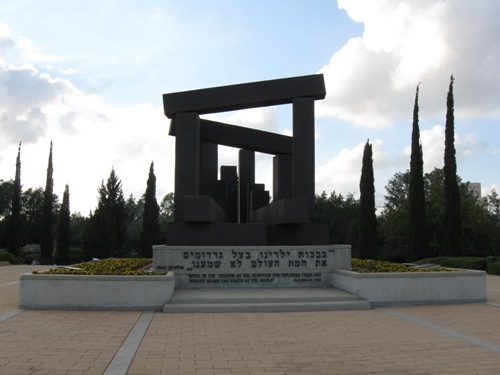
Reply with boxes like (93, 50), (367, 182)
(163, 74), (326, 118)
(170, 119), (293, 155)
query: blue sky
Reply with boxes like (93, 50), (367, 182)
(0, 0), (499, 214)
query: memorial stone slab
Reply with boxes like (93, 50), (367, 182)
(154, 245), (351, 288)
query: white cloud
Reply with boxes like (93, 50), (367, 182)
(203, 106), (279, 133)
(0, 64), (74, 143)
(0, 58), (173, 214)
(482, 183), (498, 199)
(315, 139), (386, 197)
(0, 22), (14, 51)
(401, 124), (487, 174)
(318, 0), (500, 128)
(59, 68), (78, 75)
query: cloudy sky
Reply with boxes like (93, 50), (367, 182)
(0, 0), (498, 214)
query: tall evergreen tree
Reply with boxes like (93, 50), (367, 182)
(84, 168), (127, 259)
(408, 85), (429, 261)
(7, 142), (23, 256)
(140, 162), (160, 258)
(57, 185), (71, 264)
(443, 75), (462, 256)
(40, 141), (54, 262)
(358, 140), (379, 259)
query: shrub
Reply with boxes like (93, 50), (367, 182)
(0, 249), (22, 265)
(53, 247), (85, 265)
(68, 247), (85, 264)
(487, 261), (500, 275)
(420, 257), (487, 271)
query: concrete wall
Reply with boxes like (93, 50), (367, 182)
(331, 269), (487, 307)
(19, 272), (175, 311)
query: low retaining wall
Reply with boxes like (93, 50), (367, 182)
(19, 272), (175, 311)
(154, 245), (352, 288)
(331, 269), (487, 307)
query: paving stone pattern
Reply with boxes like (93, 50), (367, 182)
(1, 265), (500, 375)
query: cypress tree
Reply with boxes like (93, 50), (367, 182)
(358, 140), (378, 259)
(408, 85), (429, 261)
(443, 75), (462, 256)
(40, 141), (54, 262)
(57, 184), (71, 264)
(140, 162), (160, 258)
(7, 142), (23, 256)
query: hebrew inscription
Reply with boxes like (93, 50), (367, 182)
(154, 245), (351, 288)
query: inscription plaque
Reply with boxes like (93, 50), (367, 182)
(153, 245), (351, 288)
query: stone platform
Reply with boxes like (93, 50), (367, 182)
(163, 287), (370, 313)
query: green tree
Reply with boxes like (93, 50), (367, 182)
(140, 162), (160, 257)
(408, 85), (429, 261)
(424, 168), (445, 257)
(159, 192), (174, 244)
(84, 168), (127, 259)
(358, 140), (379, 259)
(56, 185), (71, 264)
(380, 169), (500, 259)
(0, 180), (14, 248)
(0, 180), (14, 219)
(123, 194), (144, 257)
(315, 191), (360, 250)
(7, 143), (23, 256)
(487, 189), (500, 216)
(41, 142), (54, 262)
(69, 212), (87, 247)
(21, 187), (45, 245)
(484, 189), (500, 255)
(378, 171), (410, 262)
(443, 75), (462, 256)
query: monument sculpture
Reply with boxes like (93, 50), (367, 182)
(154, 74), (351, 288)
(162, 74), (329, 246)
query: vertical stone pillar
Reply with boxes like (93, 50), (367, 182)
(221, 166), (238, 223)
(273, 154), (292, 200)
(239, 149), (255, 223)
(174, 112), (200, 222)
(292, 97), (315, 222)
(200, 142), (218, 196)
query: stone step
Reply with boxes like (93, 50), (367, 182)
(163, 287), (371, 313)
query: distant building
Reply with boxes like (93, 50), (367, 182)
(467, 182), (481, 199)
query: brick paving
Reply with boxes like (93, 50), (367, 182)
(1, 265), (500, 375)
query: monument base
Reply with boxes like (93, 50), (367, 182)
(153, 244), (351, 288)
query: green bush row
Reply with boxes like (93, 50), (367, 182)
(420, 256), (487, 271)
(487, 261), (500, 275)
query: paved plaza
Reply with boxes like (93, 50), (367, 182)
(1, 265), (499, 375)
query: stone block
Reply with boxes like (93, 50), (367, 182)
(267, 224), (330, 245)
(252, 198), (309, 224)
(184, 195), (225, 222)
(165, 222), (267, 245)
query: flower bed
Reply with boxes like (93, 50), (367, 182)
(20, 258), (175, 311)
(351, 258), (453, 273)
(331, 265), (486, 307)
(34, 258), (162, 275)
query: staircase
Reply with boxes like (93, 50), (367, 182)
(163, 287), (371, 313)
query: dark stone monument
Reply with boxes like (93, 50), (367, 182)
(162, 74), (329, 246)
